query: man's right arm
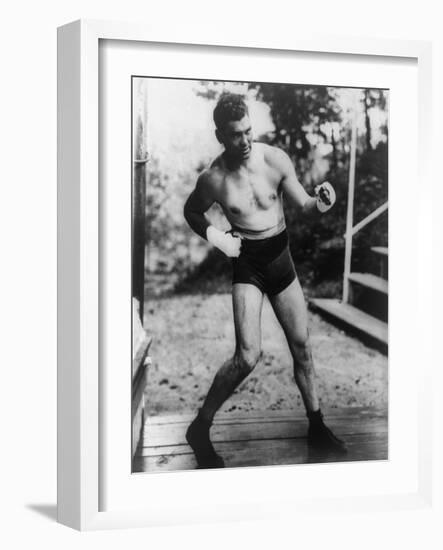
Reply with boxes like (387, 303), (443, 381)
(184, 171), (241, 257)
(183, 172), (214, 240)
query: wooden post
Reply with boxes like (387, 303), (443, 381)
(131, 79), (151, 463)
(132, 79), (148, 322)
(342, 91), (359, 303)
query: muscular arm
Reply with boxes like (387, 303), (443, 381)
(183, 172), (215, 240)
(273, 148), (320, 217)
(184, 170), (242, 257)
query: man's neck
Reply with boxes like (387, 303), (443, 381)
(222, 149), (253, 171)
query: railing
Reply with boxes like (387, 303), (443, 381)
(342, 92), (388, 303)
(351, 202), (388, 236)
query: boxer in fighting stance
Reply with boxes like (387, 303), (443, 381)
(183, 93), (346, 468)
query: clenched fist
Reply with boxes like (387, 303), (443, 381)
(206, 226), (242, 257)
(315, 181), (336, 213)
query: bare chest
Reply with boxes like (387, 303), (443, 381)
(219, 167), (281, 217)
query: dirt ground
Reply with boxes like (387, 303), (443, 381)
(143, 293), (388, 417)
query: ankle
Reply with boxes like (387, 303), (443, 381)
(307, 408), (324, 426)
(196, 408), (213, 426)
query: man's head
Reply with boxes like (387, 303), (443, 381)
(213, 93), (253, 161)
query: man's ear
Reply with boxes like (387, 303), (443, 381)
(215, 129), (223, 144)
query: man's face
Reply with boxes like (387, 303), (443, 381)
(217, 115), (253, 161)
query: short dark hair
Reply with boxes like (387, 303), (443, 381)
(213, 93), (249, 130)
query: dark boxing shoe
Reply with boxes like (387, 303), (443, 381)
(307, 410), (348, 455)
(185, 415), (225, 469)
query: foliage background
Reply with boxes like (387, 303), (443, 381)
(137, 78), (388, 298)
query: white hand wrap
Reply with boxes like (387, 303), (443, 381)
(315, 181), (336, 213)
(206, 226), (242, 258)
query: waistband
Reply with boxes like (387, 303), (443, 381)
(231, 218), (286, 240)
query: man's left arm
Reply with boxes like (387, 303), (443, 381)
(275, 148), (336, 216)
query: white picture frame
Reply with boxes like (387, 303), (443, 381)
(57, 19), (433, 531)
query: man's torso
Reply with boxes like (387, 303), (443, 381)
(207, 143), (286, 239)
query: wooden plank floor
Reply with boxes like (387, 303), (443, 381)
(133, 407), (388, 472)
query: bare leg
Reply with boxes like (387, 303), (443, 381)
(269, 278), (319, 412)
(186, 284), (264, 467)
(269, 279), (347, 453)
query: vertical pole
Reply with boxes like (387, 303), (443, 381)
(132, 79), (148, 323)
(342, 91), (359, 303)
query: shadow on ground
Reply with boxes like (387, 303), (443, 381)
(26, 504), (57, 522)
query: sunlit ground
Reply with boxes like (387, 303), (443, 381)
(143, 293), (388, 417)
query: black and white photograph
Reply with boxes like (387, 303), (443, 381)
(131, 76), (389, 473)
(3, 0), (438, 541)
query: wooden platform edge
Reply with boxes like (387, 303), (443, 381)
(132, 333), (152, 384)
(132, 333), (152, 460)
(371, 246), (388, 256)
(309, 298), (388, 353)
(348, 272), (389, 294)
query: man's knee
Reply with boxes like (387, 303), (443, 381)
(290, 333), (312, 365)
(234, 347), (261, 376)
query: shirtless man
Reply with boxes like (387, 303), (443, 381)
(183, 92), (346, 469)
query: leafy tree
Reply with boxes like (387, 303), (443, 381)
(177, 83), (389, 298)
(250, 83), (341, 172)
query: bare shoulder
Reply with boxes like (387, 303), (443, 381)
(261, 143), (293, 174)
(208, 153), (225, 173)
(262, 143), (291, 165)
(195, 161), (223, 197)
